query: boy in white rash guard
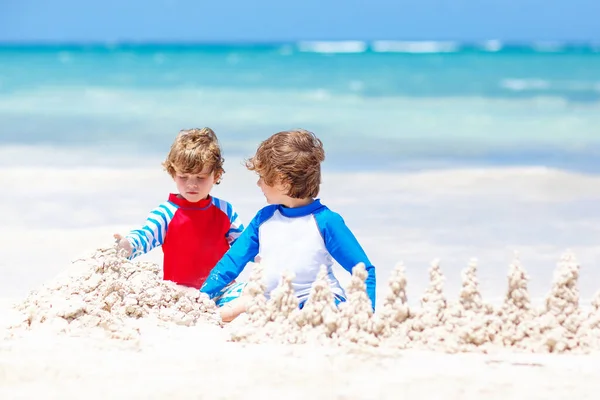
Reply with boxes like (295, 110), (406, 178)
(200, 129), (376, 322)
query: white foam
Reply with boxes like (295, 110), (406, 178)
(501, 78), (600, 93)
(371, 41), (459, 53)
(501, 79), (550, 91)
(296, 41), (367, 54)
(1, 87), (598, 158)
(481, 40), (503, 52)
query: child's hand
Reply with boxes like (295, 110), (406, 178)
(113, 233), (132, 257)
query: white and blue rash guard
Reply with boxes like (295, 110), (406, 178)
(200, 199), (377, 310)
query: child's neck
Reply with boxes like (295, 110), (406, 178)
(280, 197), (314, 209)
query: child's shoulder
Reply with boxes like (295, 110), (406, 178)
(210, 195), (236, 209)
(311, 202), (347, 226)
(149, 200), (179, 218)
(210, 196), (240, 219)
(249, 204), (279, 225)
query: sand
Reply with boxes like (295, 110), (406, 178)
(2, 246), (600, 399)
(3, 327), (600, 399)
(4, 162), (600, 398)
(7, 248), (220, 343)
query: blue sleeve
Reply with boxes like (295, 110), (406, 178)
(200, 206), (275, 298)
(314, 209), (376, 311)
(211, 197), (244, 245)
(125, 202), (177, 259)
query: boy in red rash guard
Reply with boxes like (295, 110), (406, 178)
(113, 128), (244, 290)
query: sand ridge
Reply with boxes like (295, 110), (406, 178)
(6, 248), (221, 343)
(6, 246), (600, 354)
(228, 251), (600, 354)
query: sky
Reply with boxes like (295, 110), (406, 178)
(0, 0), (599, 43)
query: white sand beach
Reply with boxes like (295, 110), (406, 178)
(2, 321), (600, 400)
(3, 154), (600, 399)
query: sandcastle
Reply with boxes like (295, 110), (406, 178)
(7, 247), (221, 342)
(7, 246), (600, 354)
(227, 251), (600, 354)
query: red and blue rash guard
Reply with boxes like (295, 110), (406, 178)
(125, 193), (244, 289)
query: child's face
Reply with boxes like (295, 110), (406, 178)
(257, 176), (289, 205)
(173, 166), (217, 203)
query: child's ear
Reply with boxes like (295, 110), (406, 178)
(214, 171), (223, 185)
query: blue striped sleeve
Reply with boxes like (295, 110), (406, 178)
(200, 205), (276, 298)
(212, 197), (245, 245)
(125, 202), (178, 259)
(313, 208), (377, 311)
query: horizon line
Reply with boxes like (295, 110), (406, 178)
(0, 38), (598, 46)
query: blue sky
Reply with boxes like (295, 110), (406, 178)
(1, 0), (598, 43)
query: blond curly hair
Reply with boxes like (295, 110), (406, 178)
(162, 127), (225, 184)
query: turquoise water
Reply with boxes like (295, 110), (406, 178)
(1, 41), (599, 171)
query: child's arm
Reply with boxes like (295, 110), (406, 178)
(226, 209), (244, 245)
(212, 198), (245, 245)
(200, 209), (265, 298)
(314, 210), (377, 311)
(120, 202), (177, 259)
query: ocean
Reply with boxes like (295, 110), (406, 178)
(2, 41), (600, 304)
(1, 41), (599, 171)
